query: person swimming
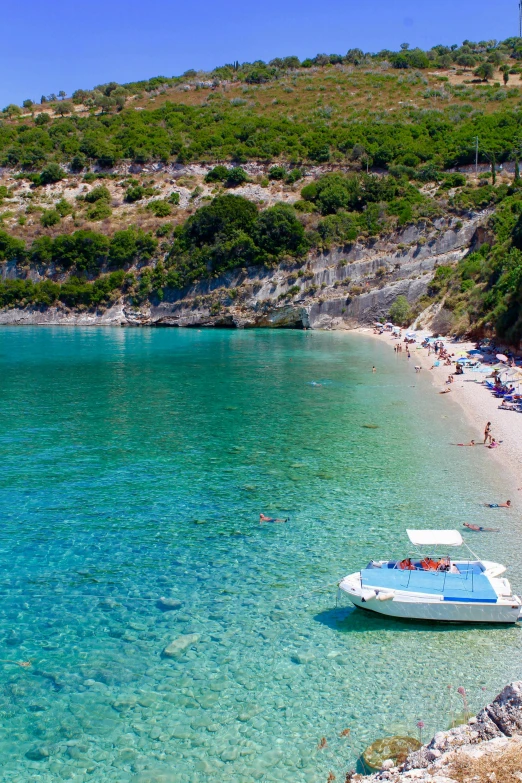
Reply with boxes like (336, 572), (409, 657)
(484, 500), (511, 508)
(464, 523), (500, 532)
(259, 514), (288, 524)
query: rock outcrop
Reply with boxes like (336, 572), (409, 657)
(0, 211), (489, 329)
(357, 682), (522, 782)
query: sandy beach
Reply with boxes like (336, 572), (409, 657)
(358, 327), (522, 499)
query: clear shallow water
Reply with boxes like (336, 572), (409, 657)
(0, 327), (521, 783)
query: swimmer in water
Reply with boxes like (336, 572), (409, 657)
(484, 500), (511, 508)
(260, 514), (288, 524)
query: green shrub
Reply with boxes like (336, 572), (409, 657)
(40, 209), (61, 227)
(125, 185), (145, 202)
(147, 199), (172, 217)
(108, 227), (158, 267)
(168, 191), (180, 205)
(285, 168), (304, 184)
(389, 295), (413, 325)
(86, 201), (112, 220)
(440, 172), (466, 189)
(225, 167), (249, 187)
(0, 230), (26, 262)
(39, 163), (66, 185)
(205, 165), (229, 183)
(55, 198), (73, 216)
(268, 165), (287, 180)
(84, 185), (111, 203)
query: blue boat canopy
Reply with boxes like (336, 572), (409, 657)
(361, 565), (497, 603)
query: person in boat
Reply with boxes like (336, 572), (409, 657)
(437, 556), (451, 572)
(420, 557), (440, 571)
(259, 514), (288, 524)
(398, 558), (416, 570)
(484, 500), (511, 508)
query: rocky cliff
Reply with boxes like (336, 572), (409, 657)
(355, 682), (522, 783)
(0, 210), (488, 329)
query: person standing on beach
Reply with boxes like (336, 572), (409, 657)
(372, 366), (376, 373)
(484, 422), (491, 444)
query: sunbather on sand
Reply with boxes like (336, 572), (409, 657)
(453, 440), (475, 446)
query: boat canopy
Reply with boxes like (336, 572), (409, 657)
(407, 529), (463, 547)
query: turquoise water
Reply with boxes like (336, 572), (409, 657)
(0, 327), (521, 783)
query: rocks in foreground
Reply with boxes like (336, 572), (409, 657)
(357, 682), (522, 782)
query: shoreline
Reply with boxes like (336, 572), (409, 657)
(356, 326), (522, 501)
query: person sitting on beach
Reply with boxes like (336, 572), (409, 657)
(260, 513), (288, 524)
(440, 388), (451, 394)
(484, 500), (511, 508)
(398, 558), (416, 570)
(487, 439), (499, 449)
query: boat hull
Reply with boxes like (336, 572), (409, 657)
(347, 592), (520, 624)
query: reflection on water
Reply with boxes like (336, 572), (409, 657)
(0, 327), (520, 782)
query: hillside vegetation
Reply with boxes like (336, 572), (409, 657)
(1, 37), (522, 342)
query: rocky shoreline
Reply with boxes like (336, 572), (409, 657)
(353, 682), (522, 782)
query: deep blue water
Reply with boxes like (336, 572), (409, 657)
(0, 327), (520, 783)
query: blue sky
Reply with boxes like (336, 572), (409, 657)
(1, 0), (521, 106)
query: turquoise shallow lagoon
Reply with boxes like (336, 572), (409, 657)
(0, 327), (521, 783)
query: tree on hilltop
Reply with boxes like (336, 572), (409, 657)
(475, 62), (494, 82)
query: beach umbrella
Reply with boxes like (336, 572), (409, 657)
(496, 354), (508, 362)
(373, 321), (384, 327)
(385, 322), (393, 327)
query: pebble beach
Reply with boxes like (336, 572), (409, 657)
(359, 327), (522, 498)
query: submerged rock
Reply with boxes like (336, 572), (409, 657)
(157, 597), (182, 612)
(162, 633), (200, 658)
(362, 736), (421, 772)
(25, 746), (50, 761)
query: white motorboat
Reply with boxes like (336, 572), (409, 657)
(338, 529), (522, 624)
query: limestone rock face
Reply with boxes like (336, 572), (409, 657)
(475, 680), (522, 738)
(359, 683), (522, 783)
(0, 210), (489, 330)
(162, 633), (200, 658)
